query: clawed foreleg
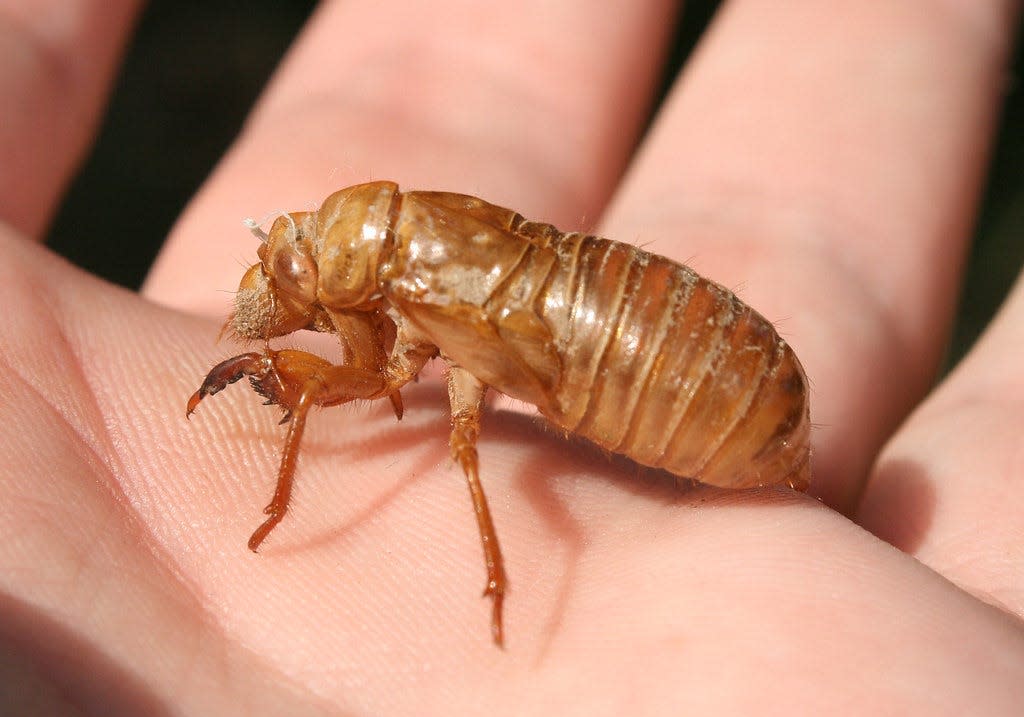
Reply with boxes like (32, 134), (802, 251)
(187, 348), (392, 549)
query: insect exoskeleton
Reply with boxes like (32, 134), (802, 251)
(187, 181), (811, 646)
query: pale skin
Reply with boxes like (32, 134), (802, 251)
(1, 0), (1023, 714)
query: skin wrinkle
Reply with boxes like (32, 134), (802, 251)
(49, 328), (130, 488)
(0, 277), (121, 489)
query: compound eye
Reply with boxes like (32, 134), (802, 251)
(270, 245), (318, 303)
(260, 212), (318, 304)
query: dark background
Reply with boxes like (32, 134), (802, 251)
(46, 1), (1023, 368)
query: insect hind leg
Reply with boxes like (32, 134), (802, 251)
(447, 367), (507, 646)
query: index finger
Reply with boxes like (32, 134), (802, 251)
(143, 0), (677, 314)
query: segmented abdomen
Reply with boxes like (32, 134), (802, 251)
(523, 227), (810, 489)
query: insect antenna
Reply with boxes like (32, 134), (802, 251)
(243, 217), (269, 242)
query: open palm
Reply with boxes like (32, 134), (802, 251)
(2, 2), (1023, 715)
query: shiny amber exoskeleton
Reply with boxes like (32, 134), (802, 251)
(187, 181), (811, 646)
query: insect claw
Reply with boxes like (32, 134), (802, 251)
(247, 514), (279, 552)
(185, 390), (204, 419)
(186, 352), (266, 418)
(388, 391), (404, 421)
(485, 584), (505, 647)
(278, 412), (292, 425)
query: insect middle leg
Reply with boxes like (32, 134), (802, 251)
(327, 308), (404, 420)
(447, 366), (507, 646)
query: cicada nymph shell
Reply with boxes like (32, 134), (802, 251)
(188, 181), (811, 646)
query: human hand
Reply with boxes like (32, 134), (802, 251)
(2, 1), (1023, 714)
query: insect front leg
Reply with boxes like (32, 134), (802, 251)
(244, 350), (395, 550)
(447, 366), (507, 647)
(245, 337), (436, 549)
(188, 348), (391, 550)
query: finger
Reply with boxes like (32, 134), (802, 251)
(599, 1), (1018, 510)
(0, 1), (140, 237)
(858, 269), (1024, 617)
(143, 0), (677, 314)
